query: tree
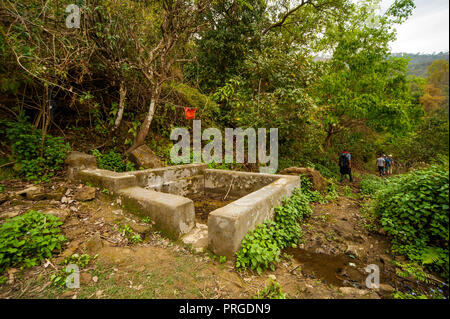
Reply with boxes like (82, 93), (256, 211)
(310, 0), (417, 151)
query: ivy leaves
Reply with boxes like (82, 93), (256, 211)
(235, 188), (312, 275)
(0, 210), (66, 274)
(374, 166), (449, 281)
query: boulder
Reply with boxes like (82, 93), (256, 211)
(16, 186), (46, 201)
(44, 209), (70, 223)
(129, 145), (163, 169)
(85, 234), (104, 254)
(279, 167), (329, 192)
(0, 192), (8, 204)
(74, 186), (96, 201)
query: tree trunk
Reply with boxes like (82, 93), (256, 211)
(323, 125), (333, 152)
(113, 81), (127, 130)
(125, 84), (161, 154)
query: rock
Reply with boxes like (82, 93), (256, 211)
(45, 188), (66, 201)
(129, 145), (163, 169)
(279, 167), (329, 192)
(0, 211), (20, 220)
(0, 193), (8, 204)
(346, 244), (363, 258)
(378, 284), (395, 293)
(85, 234), (104, 254)
(74, 186), (96, 201)
(66, 151), (98, 180)
(80, 273), (92, 285)
(128, 222), (151, 237)
(16, 186), (46, 201)
(44, 209), (69, 223)
(60, 240), (82, 259)
(268, 275), (277, 281)
(339, 287), (369, 296)
(92, 276), (98, 283)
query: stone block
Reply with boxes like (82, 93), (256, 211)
(118, 186), (195, 239)
(208, 176), (299, 257)
(129, 145), (163, 169)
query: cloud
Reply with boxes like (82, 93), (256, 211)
(380, 0), (449, 53)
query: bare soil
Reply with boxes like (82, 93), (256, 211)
(0, 177), (445, 299)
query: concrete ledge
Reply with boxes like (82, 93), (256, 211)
(208, 176), (300, 258)
(205, 169), (284, 197)
(77, 169), (137, 193)
(129, 164), (207, 190)
(65, 151), (98, 180)
(118, 187), (195, 239)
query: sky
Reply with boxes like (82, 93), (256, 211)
(378, 0), (449, 54)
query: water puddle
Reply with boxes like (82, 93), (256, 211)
(188, 193), (237, 224)
(284, 247), (366, 287)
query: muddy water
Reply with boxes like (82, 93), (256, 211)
(284, 248), (367, 287)
(188, 193), (238, 224)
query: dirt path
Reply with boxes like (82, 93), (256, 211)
(0, 179), (440, 299)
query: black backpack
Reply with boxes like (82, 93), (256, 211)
(339, 153), (349, 168)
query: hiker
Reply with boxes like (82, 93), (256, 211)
(376, 154), (385, 177)
(387, 155), (394, 175)
(385, 155), (392, 176)
(339, 150), (353, 182)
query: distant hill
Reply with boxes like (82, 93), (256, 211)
(392, 52), (449, 78)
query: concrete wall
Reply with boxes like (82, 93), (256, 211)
(129, 164), (207, 197)
(207, 175), (300, 258)
(66, 152), (301, 254)
(205, 169), (283, 197)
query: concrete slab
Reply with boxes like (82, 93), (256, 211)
(117, 186), (195, 240)
(181, 224), (208, 253)
(208, 176), (300, 258)
(77, 169), (137, 193)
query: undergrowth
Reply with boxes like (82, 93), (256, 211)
(235, 188), (311, 274)
(0, 210), (66, 275)
(1, 116), (70, 181)
(369, 166), (449, 282)
(91, 149), (135, 172)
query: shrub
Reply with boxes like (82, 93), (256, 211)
(360, 174), (387, 196)
(254, 280), (286, 299)
(91, 149), (135, 172)
(235, 189), (312, 274)
(0, 210), (66, 274)
(373, 166), (449, 281)
(3, 116), (70, 181)
(299, 175), (323, 203)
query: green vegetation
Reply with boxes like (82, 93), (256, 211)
(370, 166), (449, 281)
(91, 149), (135, 172)
(119, 224), (143, 244)
(360, 174), (387, 196)
(0, 210), (66, 274)
(50, 253), (97, 287)
(235, 188), (311, 274)
(0, 117), (70, 181)
(254, 280), (287, 299)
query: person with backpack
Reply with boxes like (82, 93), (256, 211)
(339, 150), (353, 182)
(387, 155), (394, 175)
(376, 154), (385, 177)
(385, 155), (392, 176)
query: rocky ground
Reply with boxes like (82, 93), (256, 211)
(0, 177), (444, 299)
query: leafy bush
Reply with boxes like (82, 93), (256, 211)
(299, 175), (323, 203)
(373, 166), (449, 281)
(50, 253), (96, 287)
(0, 210), (66, 274)
(360, 174), (387, 196)
(3, 116), (70, 181)
(91, 149), (135, 172)
(235, 189), (311, 274)
(119, 224), (143, 244)
(254, 280), (286, 299)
